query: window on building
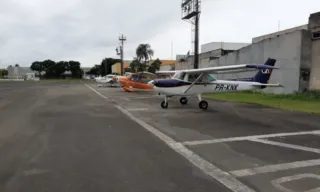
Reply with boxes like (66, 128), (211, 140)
(312, 31), (320, 40)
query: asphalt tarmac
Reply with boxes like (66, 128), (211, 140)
(1, 81), (320, 192)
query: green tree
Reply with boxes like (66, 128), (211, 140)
(170, 64), (175, 70)
(30, 61), (43, 76)
(100, 58), (121, 76)
(86, 65), (101, 75)
(68, 60), (82, 78)
(147, 58), (162, 73)
(15, 64), (19, 67)
(55, 61), (68, 77)
(136, 44), (154, 71)
(42, 59), (56, 77)
(0, 69), (8, 78)
(129, 58), (140, 73)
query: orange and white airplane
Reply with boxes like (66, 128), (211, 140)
(117, 71), (158, 92)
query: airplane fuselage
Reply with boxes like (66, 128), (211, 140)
(152, 80), (259, 96)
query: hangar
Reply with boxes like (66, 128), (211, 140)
(175, 11), (320, 94)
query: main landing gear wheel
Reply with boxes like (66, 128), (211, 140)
(180, 97), (188, 105)
(161, 101), (168, 108)
(199, 100), (208, 110)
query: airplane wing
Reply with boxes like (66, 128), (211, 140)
(178, 64), (279, 74)
(155, 70), (176, 74)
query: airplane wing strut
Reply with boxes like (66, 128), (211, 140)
(183, 73), (204, 94)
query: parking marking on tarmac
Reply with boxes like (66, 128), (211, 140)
(249, 138), (320, 154)
(84, 84), (257, 192)
(271, 174), (320, 192)
(127, 108), (149, 111)
(230, 159), (320, 177)
(85, 84), (320, 192)
(182, 130), (320, 146)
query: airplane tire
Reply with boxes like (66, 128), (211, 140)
(199, 100), (208, 110)
(161, 101), (168, 109)
(180, 97), (188, 105)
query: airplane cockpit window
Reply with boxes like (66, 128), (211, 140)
(172, 71), (185, 80)
(207, 74), (216, 81)
(186, 73), (203, 82)
(140, 73), (156, 83)
(130, 74), (138, 81)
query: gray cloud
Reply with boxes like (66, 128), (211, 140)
(0, 0), (318, 68)
(0, 0), (180, 67)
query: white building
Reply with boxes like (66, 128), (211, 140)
(201, 42), (251, 53)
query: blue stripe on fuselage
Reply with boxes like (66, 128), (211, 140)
(154, 79), (191, 88)
(154, 79), (211, 88)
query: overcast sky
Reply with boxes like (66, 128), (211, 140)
(0, 0), (319, 68)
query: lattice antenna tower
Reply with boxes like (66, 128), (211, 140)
(181, 0), (201, 69)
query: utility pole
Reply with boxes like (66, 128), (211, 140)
(117, 34), (126, 75)
(194, 1), (200, 69)
(181, 0), (201, 69)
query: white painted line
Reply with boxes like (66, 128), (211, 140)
(127, 108), (149, 111)
(182, 130), (320, 146)
(249, 138), (320, 154)
(271, 174), (320, 192)
(116, 105), (256, 192)
(230, 159), (320, 177)
(126, 96), (157, 99)
(85, 84), (256, 192)
(84, 84), (109, 100)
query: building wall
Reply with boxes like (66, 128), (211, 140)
(7, 66), (34, 77)
(252, 25), (308, 43)
(159, 65), (172, 71)
(208, 30), (307, 94)
(112, 63), (121, 74)
(201, 42), (251, 53)
(308, 12), (320, 90)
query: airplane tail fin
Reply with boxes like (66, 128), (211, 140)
(252, 58), (276, 84)
(231, 58), (276, 84)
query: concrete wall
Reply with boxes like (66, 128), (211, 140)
(7, 67), (34, 77)
(299, 30), (312, 92)
(308, 12), (320, 90)
(201, 42), (250, 53)
(207, 30), (308, 94)
(159, 65), (172, 71)
(252, 25), (308, 43)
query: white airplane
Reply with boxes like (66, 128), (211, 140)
(147, 58), (283, 110)
(96, 74), (117, 87)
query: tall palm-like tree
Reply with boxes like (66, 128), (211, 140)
(136, 44), (154, 70)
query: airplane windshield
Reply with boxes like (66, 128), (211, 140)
(208, 74), (216, 81)
(172, 71), (185, 80)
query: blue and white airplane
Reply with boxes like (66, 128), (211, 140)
(147, 58), (283, 110)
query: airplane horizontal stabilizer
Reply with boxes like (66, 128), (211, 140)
(252, 83), (284, 87)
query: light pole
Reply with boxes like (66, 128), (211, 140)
(117, 34), (126, 75)
(181, 0), (201, 69)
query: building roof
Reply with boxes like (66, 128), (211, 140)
(201, 42), (251, 53)
(114, 62), (130, 68)
(122, 59), (175, 69)
(159, 60), (176, 65)
(252, 24), (308, 43)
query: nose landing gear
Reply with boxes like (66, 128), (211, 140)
(161, 96), (168, 109)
